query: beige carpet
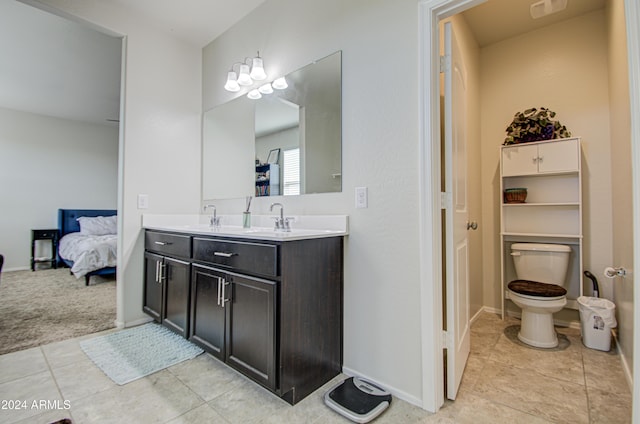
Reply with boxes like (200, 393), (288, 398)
(0, 268), (116, 355)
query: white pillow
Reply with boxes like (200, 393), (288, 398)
(77, 215), (117, 235)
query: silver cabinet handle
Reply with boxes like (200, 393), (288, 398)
(154, 241), (173, 246)
(214, 252), (236, 258)
(217, 276), (222, 306)
(158, 263), (166, 282)
(155, 261), (160, 283)
(221, 278), (230, 307)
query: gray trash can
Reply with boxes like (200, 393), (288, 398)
(577, 296), (616, 351)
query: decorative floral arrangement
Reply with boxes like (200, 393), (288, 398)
(504, 107), (571, 145)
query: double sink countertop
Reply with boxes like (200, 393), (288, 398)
(142, 214), (349, 242)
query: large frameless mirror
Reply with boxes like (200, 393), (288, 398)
(202, 51), (342, 200)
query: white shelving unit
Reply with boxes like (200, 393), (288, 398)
(500, 137), (584, 316)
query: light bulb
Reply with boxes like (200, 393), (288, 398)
(272, 76), (288, 90)
(250, 57), (267, 81)
(237, 64), (253, 86)
(247, 89), (262, 100)
(258, 83), (273, 94)
(224, 71), (240, 92)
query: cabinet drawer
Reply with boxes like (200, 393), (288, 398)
(145, 231), (191, 258)
(193, 237), (278, 277)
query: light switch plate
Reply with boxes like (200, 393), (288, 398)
(137, 194), (149, 209)
(355, 187), (368, 208)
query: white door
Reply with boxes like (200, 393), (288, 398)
(443, 22), (470, 400)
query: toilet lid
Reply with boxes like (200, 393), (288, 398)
(508, 280), (567, 297)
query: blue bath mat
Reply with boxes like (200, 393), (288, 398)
(80, 323), (203, 385)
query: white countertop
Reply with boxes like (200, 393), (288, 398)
(142, 214), (348, 242)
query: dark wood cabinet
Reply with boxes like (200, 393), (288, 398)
(226, 271), (277, 390)
(144, 229), (342, 405)
(143, 231), (191, 337)
(191, 264), (277, 390)
(190, 264), (226, 359)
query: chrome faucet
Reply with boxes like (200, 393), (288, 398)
(204, 204), (220, 228)
(270, 202), (292, 232)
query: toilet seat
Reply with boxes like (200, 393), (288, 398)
(508, 280), (566, 300)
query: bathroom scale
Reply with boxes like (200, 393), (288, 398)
(324, 377), (392, 423)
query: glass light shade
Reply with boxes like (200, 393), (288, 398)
(272, 76), (288, 90)
(250, 57), (267, 81)
(247, 89), (262, 100)
(237, 64), (253, 86)
(258, 83), (273, 94)
(224, 71), (240, 92)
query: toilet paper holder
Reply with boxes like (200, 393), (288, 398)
(604, 266), (627, 278)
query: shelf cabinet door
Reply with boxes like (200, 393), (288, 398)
(190, 264), (227, 360)
(162, 257), (191, 337)
(537, 138), (579, 173)
(502, 144), (539, 176)
(226, 272), (277, 391)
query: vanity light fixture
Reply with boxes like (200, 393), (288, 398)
(247, 89), (262, 100)
(272, 76), (288, 90)
(223, 52), (289, 99)
(224, 51), (268, 92)
(258, 83), (274, 94)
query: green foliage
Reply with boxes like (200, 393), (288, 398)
(504, 107), (571, 145)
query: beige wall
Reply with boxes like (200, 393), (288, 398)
(479, 10), (613, 320)
(606, 0), (633, 382)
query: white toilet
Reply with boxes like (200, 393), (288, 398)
(508, 243), (572, 348)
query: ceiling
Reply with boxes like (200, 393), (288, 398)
(462, 0), (606, 47)
(0, 0), (265, 126)
(0, 0), (607, 126)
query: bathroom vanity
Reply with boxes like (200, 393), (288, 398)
(142, 218), (345, 405)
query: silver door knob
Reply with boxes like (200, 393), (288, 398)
(467, 221), (478, 230)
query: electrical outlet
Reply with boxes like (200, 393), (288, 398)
(355, 187), (368, 209)
(137, 194), (149, 209)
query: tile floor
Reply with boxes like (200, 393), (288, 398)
(0, 312), (632, 423)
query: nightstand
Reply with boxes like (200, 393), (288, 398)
(31, 229), (59, 271)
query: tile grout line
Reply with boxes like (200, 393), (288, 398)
(40, 345), (76, 423)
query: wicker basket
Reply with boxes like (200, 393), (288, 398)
(504, 188), (527, 203)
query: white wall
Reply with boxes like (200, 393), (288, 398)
(606, 0), (634, 384)
(479, 11), (613, 319)
(203, 0), (424, 404)
(36, 0), (203, 327)
(0, 107), (118, 270)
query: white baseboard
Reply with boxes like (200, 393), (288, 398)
(4, 266), (30, 272)
(118, 316), (153, 329)
(341, 365), (423, 409)
(612, 331), (634, 393)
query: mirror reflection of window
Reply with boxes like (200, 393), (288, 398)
(283, 148), (300, 196)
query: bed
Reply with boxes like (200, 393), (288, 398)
(57, 209), (117, 286)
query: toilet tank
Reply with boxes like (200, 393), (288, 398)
(511, 243), (571, 286)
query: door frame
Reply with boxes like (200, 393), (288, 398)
(418, 0), (640, 416)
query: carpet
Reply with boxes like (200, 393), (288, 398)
(80, 323), (203, 385)
(0, 268), (116, 355)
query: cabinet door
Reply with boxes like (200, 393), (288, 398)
(163, 257), (191, 337)
(537, 138), (579, 173)
(501, 144), (539, 176)
(226, 272), (277, 390)
(190, 264), (226, 360)
(143, 251), (164, 322)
